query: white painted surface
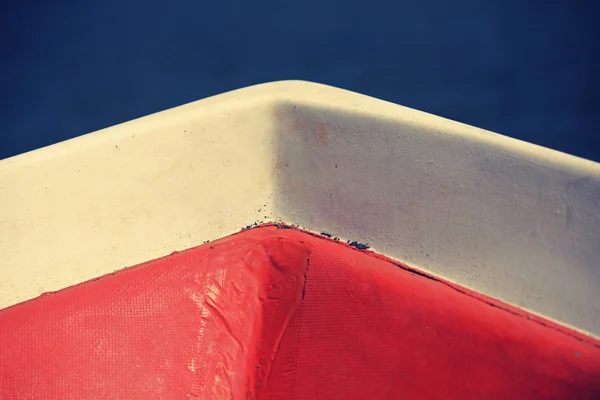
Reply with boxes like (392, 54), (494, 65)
(1, 81), (599, 337)
(0, 90), (278, 308)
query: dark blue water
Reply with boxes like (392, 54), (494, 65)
(1, 1), (598, 161)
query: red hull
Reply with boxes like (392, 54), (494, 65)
(1, 225), (599, 399)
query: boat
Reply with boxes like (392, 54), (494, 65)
(1, 81), (599, 399)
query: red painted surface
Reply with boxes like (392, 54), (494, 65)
(1, 225), (599, 399)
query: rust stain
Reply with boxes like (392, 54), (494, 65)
(315, 122), (328, 145)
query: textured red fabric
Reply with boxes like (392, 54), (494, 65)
(260, 231), (600, 399)
(1, 225), (599, 399)
(0, 228), (309, 399)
